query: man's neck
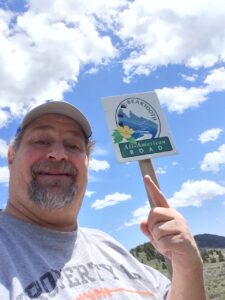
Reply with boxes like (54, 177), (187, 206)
(5, 201), (78, 232)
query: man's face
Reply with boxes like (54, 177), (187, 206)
(8, 114), (89, 212)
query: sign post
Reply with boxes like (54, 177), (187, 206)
(102, 91), (176, 277)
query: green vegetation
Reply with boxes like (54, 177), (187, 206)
(130, 242), (170, 277)
(201, 249), (225, 299)
(130, 243), (225, 299)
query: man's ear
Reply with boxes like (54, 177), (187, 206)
(8, 144), (15, 166)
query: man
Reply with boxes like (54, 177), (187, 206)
(0, 101), (207, 299)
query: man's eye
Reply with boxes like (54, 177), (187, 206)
(66, 144), (79, 150)
(34, 140), (49, 145)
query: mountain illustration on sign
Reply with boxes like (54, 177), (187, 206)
(118, 108), (158, 139)
(112, 105), (158, 145)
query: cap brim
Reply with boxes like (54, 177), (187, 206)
(20, 101), (92, 138)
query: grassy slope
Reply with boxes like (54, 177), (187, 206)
(130, 244), (225, 299)
(204, 260), (225, 299)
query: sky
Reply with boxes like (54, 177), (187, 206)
(0, 0), (225, 250)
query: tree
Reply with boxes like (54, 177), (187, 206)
(218, 251), (225, 262)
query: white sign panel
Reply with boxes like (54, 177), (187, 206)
(102, 91), (177, 163)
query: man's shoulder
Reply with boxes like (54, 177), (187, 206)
(0, 211), (9, 226)
(78, 226), (127, 249)
(79, 226), (116, 241)
(0, 211), (25, 229)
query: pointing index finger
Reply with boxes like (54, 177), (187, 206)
(144, 175), (170, 208)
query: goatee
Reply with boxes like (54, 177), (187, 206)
(29, 160), (77, 209)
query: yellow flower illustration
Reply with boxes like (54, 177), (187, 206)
(118, 126), (134, 139)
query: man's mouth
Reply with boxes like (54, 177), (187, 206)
(36, 171), (75, 178)
(32, 161), (77, 181)
(38, 171), (73, 176)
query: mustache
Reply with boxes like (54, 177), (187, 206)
(31, 160), (77, 178)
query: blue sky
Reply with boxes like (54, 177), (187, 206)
(0, 0), (225, 250)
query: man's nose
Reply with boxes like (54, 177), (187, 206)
(46, 143), (68, 161)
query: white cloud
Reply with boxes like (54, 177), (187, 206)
(0, 139), (8, 158)
(92, 192), (131, 209)
(27, 0), (127, 26)
(168, 179), (225, 208)
(125, 178), (225, 226)
(200, 144), (225, 173)
(172, 161), (178, 166)
(0, 1), (119, 120)
(1, 1), (225, 120)
(124, 201), (149, 227)
(156, 67), (225, 113)
(85, 67), (98, 75)
(88, 174), (101, 183)
(181, 74), (198, 82)
(85, 190), (96, 198)
(0, 166), (9, 184)
(89, 158), (110, 172)
(156, 86), (208, 113)
(92, 146), (108, 157)
(117, 0), (225, 81)
(0, 109), (10, 128)
(156, 166), (167, 174)
(199, 128), (223, 144)
(204, 67), (225, 92)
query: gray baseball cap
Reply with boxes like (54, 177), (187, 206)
(16, 101), (92, 138)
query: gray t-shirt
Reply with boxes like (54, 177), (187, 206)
(0, 212), (170, 300)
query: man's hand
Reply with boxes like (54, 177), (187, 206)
(140, 175), (202, 271)
(140, 175), (208, 300)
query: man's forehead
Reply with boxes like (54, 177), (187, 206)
(25, 113), (85, 136)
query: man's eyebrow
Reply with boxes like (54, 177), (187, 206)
(28, 125), (84, 137)
(29, 125), (54, 132)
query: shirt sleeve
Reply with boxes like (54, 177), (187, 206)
(144, 264), (171, 299)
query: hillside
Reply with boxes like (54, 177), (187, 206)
(130, 234), (225, 264)
(194, 233), (225, 248)
(130, 234), (225, 299)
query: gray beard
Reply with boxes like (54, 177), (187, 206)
(29, 160), (77, 209)
(29, 178), (77, 209)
